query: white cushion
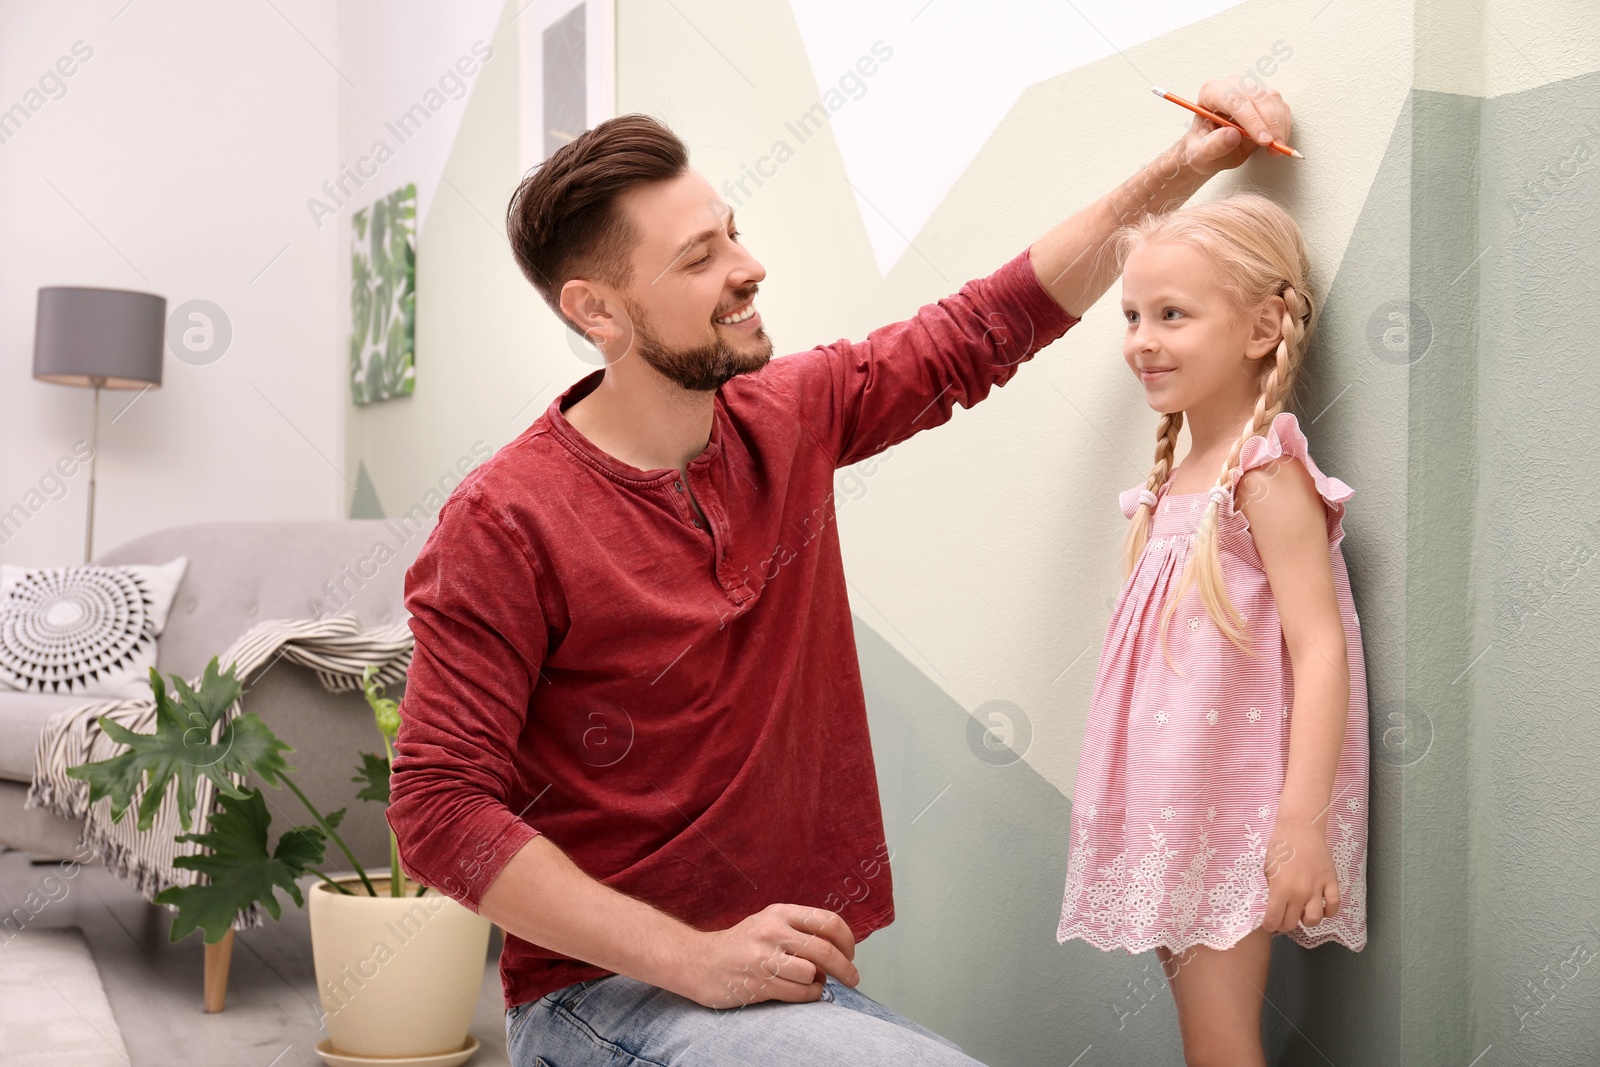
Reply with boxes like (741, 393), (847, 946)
(0, 558), (189, 699)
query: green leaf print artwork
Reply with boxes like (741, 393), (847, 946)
(349, 183), (416, 405)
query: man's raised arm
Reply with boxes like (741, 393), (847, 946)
(759, 78), (1292, 472)
(1030, 78), (1294, 318)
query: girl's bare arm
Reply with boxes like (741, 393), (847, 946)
(1238, 455), (1350, 930)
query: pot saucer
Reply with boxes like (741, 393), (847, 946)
(314, 1035), (479, 1067)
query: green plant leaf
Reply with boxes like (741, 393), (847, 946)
(371, 200), (389, 273)
(325, 806), (347, 829)
(349, 333), (368, 405)
(154, 788), (327, 944)
(388, 225), (411, 281)
(382, 321), (410, 397)
(350, 255), (373, 357)
(352, 751), (391, 804)
(67, 659), (292, 833)
(165, 660), (239, 728)
(365, 349), (385, 398)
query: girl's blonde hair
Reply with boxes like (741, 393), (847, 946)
(1115, 192), (1319, 660)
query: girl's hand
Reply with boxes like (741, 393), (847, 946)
(1262, 818), (1341, 933)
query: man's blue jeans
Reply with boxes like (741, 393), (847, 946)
(505, 972), (987, 1065)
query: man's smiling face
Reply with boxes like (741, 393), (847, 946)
(612, 169), (773, 391)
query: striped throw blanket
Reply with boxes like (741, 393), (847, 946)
(25, 614), (413, 930)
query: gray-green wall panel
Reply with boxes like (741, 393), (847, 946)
(1468, 67), (1600, 1065)
(1406, 85), (1484, 1066)
(851, 613), (1187, 1066)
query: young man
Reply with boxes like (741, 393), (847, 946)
(387, 76), (1291, 1064)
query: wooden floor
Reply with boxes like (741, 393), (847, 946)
(0, 847), (512, 1067)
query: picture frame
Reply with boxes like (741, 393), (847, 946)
(516, 0), (616, 178)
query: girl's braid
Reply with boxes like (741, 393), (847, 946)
(1158, 284), (1309, 661)
(1121, 411), (1186, 577)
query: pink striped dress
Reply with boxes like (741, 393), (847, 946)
(1056, 412), (1368, 954)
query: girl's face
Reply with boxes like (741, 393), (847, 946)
(1120, 240), (1279, 416)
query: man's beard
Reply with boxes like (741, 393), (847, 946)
(626, 298), (774, 392)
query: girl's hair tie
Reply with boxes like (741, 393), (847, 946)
(1278, 281), (1313, 324)
(1137, 489), (1159, 508)
(1208, 485), (1230, 506)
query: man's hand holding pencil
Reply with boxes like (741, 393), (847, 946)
(1028, 73), (1297, 317)
(1162, 76), (1299, 177)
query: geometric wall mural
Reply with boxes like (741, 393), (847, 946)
(848, 89), (1424, 1066)
(785, 0), (1246, 274)
(848, 66), (1600, 1064)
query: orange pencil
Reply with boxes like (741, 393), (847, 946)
(1151, 86), (1303, 159)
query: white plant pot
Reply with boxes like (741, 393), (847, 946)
(309, 877), (492, 1059)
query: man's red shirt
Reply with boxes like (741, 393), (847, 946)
(387, 246), (1078, 1008)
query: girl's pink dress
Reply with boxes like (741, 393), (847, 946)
(1057, 412), (1368, 954)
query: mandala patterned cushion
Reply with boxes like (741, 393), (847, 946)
(0, 558), (188, 699)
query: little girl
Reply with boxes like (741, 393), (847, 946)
(1056, 192), (1368, 1066)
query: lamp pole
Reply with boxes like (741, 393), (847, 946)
(85, 375), (103, 564)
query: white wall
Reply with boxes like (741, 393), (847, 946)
(0, 0), (341, 565)
(335, 0), (524, 526)
(333, 0), (504, 238)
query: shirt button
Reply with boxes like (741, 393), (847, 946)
(674, 481), (684, 492)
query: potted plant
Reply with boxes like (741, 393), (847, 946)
(67, 659), (490, 1065)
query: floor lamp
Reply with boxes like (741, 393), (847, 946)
(32, 287), (166, 564)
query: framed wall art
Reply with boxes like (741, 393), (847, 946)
(349, 183), (416, 405)
(517, 0), (615, 177)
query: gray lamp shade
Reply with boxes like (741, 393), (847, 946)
(33, 287), (166, 389)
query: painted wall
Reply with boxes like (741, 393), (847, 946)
(337, 0), (1401, 1062)
(1450, 64), (1600, 1067)
(0, 0), (342, 565)
(335, 0), (515, 528)
(1403, 3), (1600, 1063)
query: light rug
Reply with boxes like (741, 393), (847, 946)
(0, 926), (130, 1065)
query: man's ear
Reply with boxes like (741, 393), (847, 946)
(1244, 295), (1287, 362)
(559, 279), (616, 345)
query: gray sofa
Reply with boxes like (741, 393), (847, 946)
(0, 521), (427, 1005)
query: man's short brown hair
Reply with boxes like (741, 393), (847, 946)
(505, 113), (689, 333)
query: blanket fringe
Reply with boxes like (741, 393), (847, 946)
(24, 613), (411, 933)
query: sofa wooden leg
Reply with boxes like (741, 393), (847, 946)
(204, 929), (235, 1013)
